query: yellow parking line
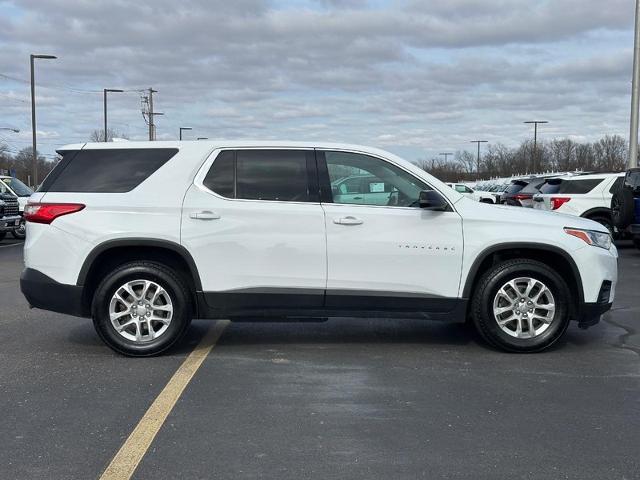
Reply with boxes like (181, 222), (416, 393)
(99, 320), (230, 480)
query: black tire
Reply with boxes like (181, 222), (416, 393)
(92, 261), (192, 357)
(480, 198), (494, 204)
(0, 231), (6, 241)
(611, 189), (634, 229)
(11, 219), (26, 239)
(634, 237), (640, 250)
(588, 215), (615, 238)
(471, 259), (571, 353)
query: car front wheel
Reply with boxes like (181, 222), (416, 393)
(12, 219), (26, 239)
(471, 259), (570, 352)
(92, 261), (192, 356)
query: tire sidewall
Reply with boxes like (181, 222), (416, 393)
(12, 219), (26, 239)
(612, 189), (634, 229)
(92, 263), (190, 356)
(476, 262), (570, 351)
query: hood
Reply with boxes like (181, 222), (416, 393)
(455, 197), (609, 233)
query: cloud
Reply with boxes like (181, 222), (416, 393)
(0, 0), (635, 161)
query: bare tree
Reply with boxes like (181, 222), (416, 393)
(89, 128), (129, 142)
(593, 135), (626, 172)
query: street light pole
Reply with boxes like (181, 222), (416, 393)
(630, 0), (640, 168)
(470, 140), (488, 179)
(524, 120), (548, 173)
(30, 53), (57, 187)
(179, 127), (192, 140)
(103, 89), (124, 142)
(439, 152), (453, 162)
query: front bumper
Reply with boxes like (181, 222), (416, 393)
(577, 280), (614, 329)
(20, 268), (87, 317)
(0, 215), (21, 231)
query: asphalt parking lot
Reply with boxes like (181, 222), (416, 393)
(1, 237), (639, 480)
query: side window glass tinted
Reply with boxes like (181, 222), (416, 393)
(202, 150), (313, 202)
(324, 151), (429, 207)
(203, 150), (234, 198)
(559, 178), (601, 194)
(609, 177), (623, 194)
(40, 148), (177, 193)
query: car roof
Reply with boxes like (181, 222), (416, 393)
(58, 140), (400, 157)
(558, 172), (624, 180)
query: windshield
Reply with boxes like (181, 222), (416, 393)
(1, 177), (33, 197)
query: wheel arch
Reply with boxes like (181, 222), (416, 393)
(581, 207), (611, 220)
(462, 243), (584, 318)
(77, 238), (202, 316)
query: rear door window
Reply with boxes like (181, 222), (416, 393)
(202, 149), (317, 202)
(39, 148), (177, 193)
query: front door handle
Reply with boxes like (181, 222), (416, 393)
(334, 216), (363, 225)
(190, 211), (220, 220)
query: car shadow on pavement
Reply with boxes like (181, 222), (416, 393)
(215, 319), (477, 348)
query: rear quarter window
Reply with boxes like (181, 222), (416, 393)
(39, 148), (178, 193)
(609, 177), (624, 194)
(539, 180), (562, 194)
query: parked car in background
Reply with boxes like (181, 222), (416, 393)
(502, 177), (557, 207)
(446, 183), (495, 203)
(471, 182), (499, 203)
(21, 141), (617, 356)
(532, 173), (624, 235)
(0, 176), (34, 239)
(611, 167), (640, 249)
(0, 194), (22, 241)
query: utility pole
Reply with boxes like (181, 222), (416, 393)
(103, 89), (124, 142)
(30, 53), (57, 187)
(145, 88), (164, 140)
(630, 0), (640, 168)
(470, 140), (488, 179)
(439, 152), (453, 162)
(524, 120), (548, 173)
(148, 88), (156, 140)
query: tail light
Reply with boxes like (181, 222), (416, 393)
(24, 203), (85, 224)
(513, 194), (532, 200)
(550, 197), (571, 210)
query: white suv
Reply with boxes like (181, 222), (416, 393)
(446, 183), (495, 203)
(532, 173), (624, 234)
(21, 142), (617, 356)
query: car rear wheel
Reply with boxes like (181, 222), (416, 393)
(92, 261), (192, 357)
(471, 259), (570, 352)
(0, 232), (5, 241)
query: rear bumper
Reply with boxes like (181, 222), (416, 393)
(20, 268), (87, 317)
(0, 215), (21, 231)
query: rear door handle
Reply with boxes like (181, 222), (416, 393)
(334, 216), (363, 225)
(190, 211), (220, 220)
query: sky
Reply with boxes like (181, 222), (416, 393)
(0, 0), (636, 162)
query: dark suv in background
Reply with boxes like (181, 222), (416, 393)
(612, 168), (640, 248)
(501, 177), (550, 207)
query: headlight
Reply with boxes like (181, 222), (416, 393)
(564, 228), (612, 250)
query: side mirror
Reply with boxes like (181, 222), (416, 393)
(419, 190), (448, 211)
